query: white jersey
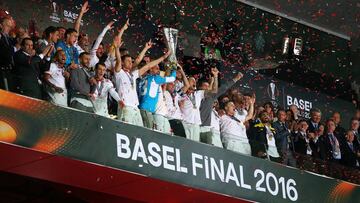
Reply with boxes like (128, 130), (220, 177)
(155, 88), (168, 116)
(93, 78), (120, 117)
(265, 126), (280, 158)
(164, 90), (183, 120)
(234, 109), (248, 122)
(114, 69), (140, 108)
(210, 109), (220, 132)
(220, 114), (248, 143)
(45, 63), (67, 107)
(46, 63), (66, 89)
(175, 80), (184, 92)
(180, 90), (204, 125)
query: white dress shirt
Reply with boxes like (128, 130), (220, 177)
(114, 69), (140, 108)
(155, 88), (168, 116)
(220, 114), (248, 142)
(164, 90), (183, 120)
(180, 90), (204, 125)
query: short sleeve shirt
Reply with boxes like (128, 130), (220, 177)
(46, 63), (66, 89)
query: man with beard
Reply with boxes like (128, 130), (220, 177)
(92, 43), (122, 117)
(44, 50), (69, 106)
(69, 52), (96, 112)
(249, 111), (281, 162)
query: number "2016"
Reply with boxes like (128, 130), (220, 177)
(254, 169), (298, 201)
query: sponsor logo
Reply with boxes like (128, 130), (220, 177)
(286, 95), (313, 118)
(49, 1), (60, 23)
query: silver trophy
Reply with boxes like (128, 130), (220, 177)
(52, 1), (57, 13)
(270, 82), (276, 100)
(164, 28), (178, 69)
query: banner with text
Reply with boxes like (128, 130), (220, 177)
(0, 90), (359, 203)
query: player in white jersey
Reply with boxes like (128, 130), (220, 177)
(113, 34), (171, 126)
(44, 50), (69, 107)
(93, 62), (121, 117)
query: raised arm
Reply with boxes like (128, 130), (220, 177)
(117, 19), (129, 41)
(178, 63), (190, 93)
(245, 96), (255, 122)
(106, 20), (129, 60)
(154, 70), (176, 85)
(210, 67), (219, 94)
(138, 50), (171, 76)
(205, 67), (219, 96)
(132, 39), (153, 69)
(208, 77), (214, 91)
(74, 1), (89, 33)
(90, 21), (114, 56)
(114, 36), (123, 73)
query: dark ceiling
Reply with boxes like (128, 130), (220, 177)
(236, 0), (360, 42)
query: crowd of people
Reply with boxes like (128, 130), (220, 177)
(0, 1), (359, 183)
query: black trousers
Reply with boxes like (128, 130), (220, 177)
(0, 70), (14, 91)
(169, 119), (186, 138)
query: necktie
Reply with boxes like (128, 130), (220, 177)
(349, 143), (354, 152)
(230, 115), (241, 123)
(1, 33), (10, 45)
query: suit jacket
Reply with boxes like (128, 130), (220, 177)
(249, 122), (277, 157)
(293, 132), (308, 155)
(353, 131), (360, 149)
(36, 39), (52, 73)
(293, 132), (319, 156)
(334, 125), (346, 145)
(307, 120), (320, 133)
(341, 142), (359, 168)
(318, 134), (342, 162)
(273, 120), (293, 153)
(0, 33), (15, 69)
(13, 50), (43, 99)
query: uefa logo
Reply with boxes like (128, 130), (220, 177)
(267, 82), (280, 108)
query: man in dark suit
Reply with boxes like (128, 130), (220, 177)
(293, 119), (320, 169)
(0, 16), (16, 91)
(332, 112), (347, 145)
(13, 38), (53, 99)
(319, 119), (342, 163)
(349, 118), (360, 148)
(273, 109), (296, 166)
(341, 130), (360, 168)
(307, 108), (322, 133)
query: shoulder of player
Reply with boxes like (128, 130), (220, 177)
(103, 78), (113, 83)
(220, 114), (230, 120)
